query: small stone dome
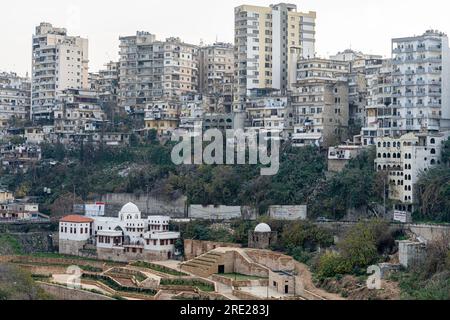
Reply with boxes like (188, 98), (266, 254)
(254, 223), (272, 233)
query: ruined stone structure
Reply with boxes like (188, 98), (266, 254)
(184, 240), (242, 261)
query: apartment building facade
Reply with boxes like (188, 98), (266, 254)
(244, 89), (294, 139)
(375, 131), (450, 220)
(53, 89), (106, 138)
(143, 99), (180, 136)
(0, 72), (31, 131)
(234, 3), (316, 110)
(31, 22), (89, 121)
(362, 59), (394, 146)
(118, 32), (199, 111)
(199, 43), (234, 113)
(291, 58), (349, 147)
(330, 50), (383, 131)
(391, 30), (450, 134)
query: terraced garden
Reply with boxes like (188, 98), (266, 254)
(131, 261), (188, 276)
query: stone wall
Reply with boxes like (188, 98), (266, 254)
(101, 193), (187, 218)
(248, 231), (278, 249)
(407, 224), (450, 243)
(269, 270), (295, 294)
(233, 252), (269, 278)
(59, 239), (88, 257)
(246, 250), (295, 272)
(97, 247), (171, 263)
(0, 232), (57, 255)
(268, 206), (307, 221)
(184, 240), (241, 261)
(38, 282), (113, 300)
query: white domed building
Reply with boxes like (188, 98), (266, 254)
(248, 223), (278, 249)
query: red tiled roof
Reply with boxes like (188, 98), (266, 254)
(60, 215), (94, 223)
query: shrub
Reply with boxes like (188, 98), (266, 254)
(315, 251), (352, 279)
(160, 279), (215, 292)
(131, 261), (187, 276)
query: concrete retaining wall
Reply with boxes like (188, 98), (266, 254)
(101, 193), (187, 218)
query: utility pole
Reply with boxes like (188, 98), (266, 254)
(384, 174), (387, 217)
(146, 184), (150, 215)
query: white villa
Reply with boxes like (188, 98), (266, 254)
(59, 202), (180, 262)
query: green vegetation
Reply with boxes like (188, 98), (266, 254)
(415, 137), (450, 223)
(314, 219), (398, 280)
(310, 148), (385, 220)
(131, 261), (187, 276)
(218, 273), (267, 281)
(0, 234), (24, 255)
(393, 234), (450, 300)
(29, 252), (125, 265)
(2, 136), (450, 223)
(0, 263), (53, 300)
(391, 271), (450, 300)
(81, 273), (157, 296)
(160, 279), (215, 292)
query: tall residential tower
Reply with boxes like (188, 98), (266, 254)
(234, 3), (316, 111)
(31, 22), (89, 121)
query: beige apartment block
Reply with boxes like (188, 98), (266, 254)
(118, 32), (198, 111)
(199, 43), (235, 113)
(291, 58), (350, 148)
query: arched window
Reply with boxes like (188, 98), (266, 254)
(431, 149), (436, 155)
(430, 138), (436, 144)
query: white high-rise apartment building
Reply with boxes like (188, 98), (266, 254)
(32, 23), (89, 121)
(234, 3), (316, 110)
(391, 30), (450, 133)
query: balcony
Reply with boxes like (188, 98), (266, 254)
(428, 45), (442, 52)
(416, 69), (426, 75)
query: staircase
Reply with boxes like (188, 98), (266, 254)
(181, 251), (224, 278)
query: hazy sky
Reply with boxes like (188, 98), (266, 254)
(2, 0), (450, 76)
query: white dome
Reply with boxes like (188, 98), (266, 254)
(255, 223), (272, 233)
(119, 202), (141, 219)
